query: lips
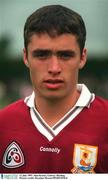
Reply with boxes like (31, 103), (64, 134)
(43, 79), (64, 89)
(44, 79), (63, 83)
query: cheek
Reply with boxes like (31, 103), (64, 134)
(29, 63), (46, 86)
(64, 63), (79, 77)
(63, 66), (79, 88)
(29, 65), (40, 83)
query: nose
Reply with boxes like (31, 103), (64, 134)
(47, 55), (62, 75)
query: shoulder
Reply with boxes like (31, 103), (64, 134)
(0, 99), (28, 118)
(93, 96), (108, 107)
(91, 96), (108, 114)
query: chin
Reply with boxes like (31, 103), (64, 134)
(43, 93), (67, 101)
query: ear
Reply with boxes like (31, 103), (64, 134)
(79, 48), (87, 69)
(23, 48), (29, 68)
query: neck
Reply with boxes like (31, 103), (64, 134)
(34, 90), (80, 127)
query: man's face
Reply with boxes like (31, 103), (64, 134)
(23, 33), (87, 101)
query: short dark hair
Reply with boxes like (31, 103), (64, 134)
(24, 5), (86, 54)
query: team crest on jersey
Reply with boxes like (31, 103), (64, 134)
(71, 144), (98, 174)
(2, 141), (24, 168)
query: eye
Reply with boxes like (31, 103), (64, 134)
(57, 51), (75, 60)
(32, 50), (52, 60)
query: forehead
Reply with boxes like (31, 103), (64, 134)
(28, 33), (80, 51)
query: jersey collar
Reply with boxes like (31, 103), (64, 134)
(24, 84), (94, 109)
(24, 84), (95, 141)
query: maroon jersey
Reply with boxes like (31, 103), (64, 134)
(0, 96), (108, 173)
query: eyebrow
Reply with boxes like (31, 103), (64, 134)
(32, 49), (76, 57)
(32, 49), (52, 56)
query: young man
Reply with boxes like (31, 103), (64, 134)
(0, 5), (108, 173)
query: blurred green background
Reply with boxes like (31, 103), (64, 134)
(0, 0), (108, 108)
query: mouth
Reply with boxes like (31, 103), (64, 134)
(43, 79), (64, 89)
